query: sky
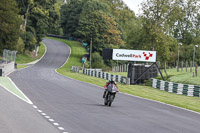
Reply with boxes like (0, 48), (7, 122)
(122, 0), (144, 15)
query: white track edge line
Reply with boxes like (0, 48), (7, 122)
(0, 84), (32, 104)
(7, 77), (33, 104)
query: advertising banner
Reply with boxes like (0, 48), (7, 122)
(112, 49), (156, 62)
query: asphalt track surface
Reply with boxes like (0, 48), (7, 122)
(9, 39), (200, 133)
(0, 86), (59, 133)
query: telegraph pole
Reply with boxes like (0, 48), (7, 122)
(90, 38), (92, 69)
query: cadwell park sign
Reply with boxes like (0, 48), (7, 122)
(112, 49), (157, 62)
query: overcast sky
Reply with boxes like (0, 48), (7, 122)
(122, 0), (144, 15)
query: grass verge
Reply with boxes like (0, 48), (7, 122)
(16, 43), (46, 68)
(47, 37), (200, 113)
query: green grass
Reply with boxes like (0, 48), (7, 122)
(16, 42), (46, 64)
(0, 77), (30, 103)
(157, 68), (200, 85)
(17, 65), (29, 69)
(16, 43), (46, 69)
(47, 37), (200, 113)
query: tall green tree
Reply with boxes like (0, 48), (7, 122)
(0, 0), (21, 53)
(139, 0), (182, 62)
(60, 0), (84, 37)
(16, 0), (59, 51)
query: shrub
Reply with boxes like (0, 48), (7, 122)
(92, 52), (103, 68)
(16, 37), (25, 53)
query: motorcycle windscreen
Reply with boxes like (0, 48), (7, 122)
(107, 84), (117, 92)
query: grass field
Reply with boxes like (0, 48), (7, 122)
(47, 37), (200, 113)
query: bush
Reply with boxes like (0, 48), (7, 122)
(16, 37), (25, 53)
(92, 52), (103, 68)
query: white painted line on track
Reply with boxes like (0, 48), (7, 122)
(120, 91), (200, 115)
(53, 123), (59, 126)
(33, 105), (37, 108)
(45, 116), (50, 119)
(0, 83), (32, 104)
(37, 110), (43, 113)
(48, 119), (54, 122)
(58, 127), (65, 130)
(7, 77), (33, 104)
(41, 113), (46, 116)
(5, 69), (16, 77)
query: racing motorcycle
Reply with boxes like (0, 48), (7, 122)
(104, 83), (118, 107)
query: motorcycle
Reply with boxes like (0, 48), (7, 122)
(104, 83), (118, 107)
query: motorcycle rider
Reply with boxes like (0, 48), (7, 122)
(103, 77), (118, 98)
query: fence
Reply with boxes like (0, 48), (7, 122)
(83, 69), (127, 84)
(1, 49), (17, 64)
(71, 66), (81, 73)
(71, 66), (127, 84)
(151, 78), (200, 97)
(112, 64), (129, 72)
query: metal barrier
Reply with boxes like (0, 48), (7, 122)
(1, 49), (17, 64)
(82, 68), (127, 84)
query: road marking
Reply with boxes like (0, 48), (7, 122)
(120, 92), (200, 115)
(49, 119), (54, 122)
(0, 77), (33, 104)
(41, 113), (46, 116)
(38, 110), (42, 113)
(53, 123), (59, 126)
(58, 127), (64, 130)
(33, 105), (37, 108)
(45, 116), (50, 119)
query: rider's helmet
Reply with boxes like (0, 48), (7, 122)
(111, 77), (114, 81)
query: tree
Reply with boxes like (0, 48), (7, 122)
(0, 0), (21, 53)
(16, 0), (59, 51)
(60, 0), (84, 37)
(139, 0), (183, 62)
(76, 11), (107, 51)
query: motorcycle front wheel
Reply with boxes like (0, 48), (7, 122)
(108, 94), (114, 107)
(104, 98), (108, 105)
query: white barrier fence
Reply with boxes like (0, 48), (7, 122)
(151, 78), (200, 97)
(0, 62), (15, 76)
(71, 66), (127, 84)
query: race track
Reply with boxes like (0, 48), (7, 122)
(9, 39), (200, 133)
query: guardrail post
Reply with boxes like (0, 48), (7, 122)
(152, 79), (157, 88)
(160, 80), (165, 90)
(187, 85), (194, 96)
(177, 84), (184, 95)
(118, 75), (121, 82)
(168, 82), (173, 93)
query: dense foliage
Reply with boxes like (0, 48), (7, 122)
(0, 0), (59, 54)
(0, 0), (21, 53)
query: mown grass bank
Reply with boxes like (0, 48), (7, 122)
(16, 43), (46, 69)
(47, 37), (200, 113)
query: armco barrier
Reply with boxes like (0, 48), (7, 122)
(151, 78), (200, 97)
(83, 68), (127, 84)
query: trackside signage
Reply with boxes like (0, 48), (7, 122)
(112, 49), (156, 62)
